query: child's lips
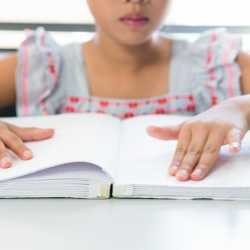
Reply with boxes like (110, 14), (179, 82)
(119, 15), (149, 28)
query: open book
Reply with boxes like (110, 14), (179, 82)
(0, 113), (250, 200)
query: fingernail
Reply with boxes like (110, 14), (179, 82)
(169, 165), (178, 175)
(192, 168), (204, 179)
(23, 150), (33, 160)
(45, 128), (54, 132)
(147, 126), (157, 133)
(0, 157), (12, 169)
(38, 128), (53, 132)
(176, 169), (189, 179)
(171, 160), (181, 166)
(229, 142), (241, 153)
(169, 161), (181, 176)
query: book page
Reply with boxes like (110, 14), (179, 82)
(117, 114), (250, 188)
(0, 113), (121, 181)
(116, 114), (187, 183)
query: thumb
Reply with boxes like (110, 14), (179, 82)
(146, 124), (182, 141)
(226, 127), (245, 154)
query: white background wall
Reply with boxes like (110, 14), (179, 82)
(0, 0), (250, 50)
(0, 0), (249, 25)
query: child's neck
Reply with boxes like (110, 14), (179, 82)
(91, 32), (171, 73)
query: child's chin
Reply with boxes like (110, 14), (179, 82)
(117, 35), (153, 47)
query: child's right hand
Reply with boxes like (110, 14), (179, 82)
(147, 96), (250, 181)
(0, 122), (54, 169)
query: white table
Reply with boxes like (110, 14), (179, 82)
(0, 199), (249, 250)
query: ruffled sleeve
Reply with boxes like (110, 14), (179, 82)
(190, 28), (242, 114)
(16, 27), (64, 116)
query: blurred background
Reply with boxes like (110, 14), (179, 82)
(0, 0), (250, 52)
(0, 0), (250, 116)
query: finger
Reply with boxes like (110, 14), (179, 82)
(227, 128), (243, 154)
(168, 125), (192, 176)
(8, 125), (55, 142)
(0, 131), (33, 160)
(175, 128), (209, 181)
(147, 124), (182, 141)
(0, 140), (12, 169)
(190, 129), (225, 181)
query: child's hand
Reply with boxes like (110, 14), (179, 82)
(0, 122), (54, 169)
(147, 100), (249, 181)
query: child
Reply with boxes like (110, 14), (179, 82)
(0, 0), (250, 182)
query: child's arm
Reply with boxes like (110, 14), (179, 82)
(0, 54), (55, 168)
(147, 52), (250, 182)
(147, 96), (250, 182)
(0, 54), (17, 108)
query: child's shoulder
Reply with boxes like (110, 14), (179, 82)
(16, 27), (86, 116)
(161, 28), (242, 60)
(160, 28), (242, 77)
(163, 28), (243, 114)
(18, 27), (82, 60)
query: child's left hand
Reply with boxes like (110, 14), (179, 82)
(147, 98), (250, 181)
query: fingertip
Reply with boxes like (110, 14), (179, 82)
(41, 128), (55, 137)
(168, 166), (178, 176)
(22, 150), (33, 160)
(227, 128), (243, 148)
(42, 128), (54, 132)
(28, 128), (55, 141)
(190, 175), (203, 181)
(146, 127), (161, 138)
(176, 175), (189, 182)
(146, 126), (158, 133)
(190, 171), (205, 181)
(0, 157), (12, 169)
(229, 147), (241, 154)
(169, 160), (181, 176)
(229, 142), (241, 154)
(176, 169), (190, 182)
(46, 128), (55, 136)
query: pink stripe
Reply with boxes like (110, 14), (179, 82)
(211, 32), (217, 43)
(39, 31), (58, 115)
(38, 31), (59, 115)
(207, 32), (217, 106)
(64, 104), (195, 115)
(66, 94), (194, 106)
(207, 47), (213, 66)
(21, 40), (30, 116)
(39, 31), (49, 115)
